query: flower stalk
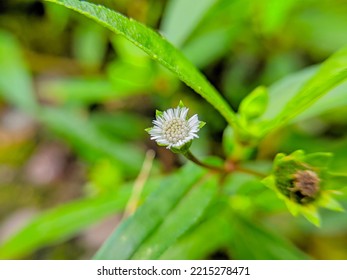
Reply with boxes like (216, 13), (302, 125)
(184, 150), (225, 173)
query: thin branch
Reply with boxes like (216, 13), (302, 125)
(184, 150), (267, 178)
(235, 166), (267, 178)
(185, 150), (226, 173)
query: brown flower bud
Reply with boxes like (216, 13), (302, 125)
(289, 170), (320, 200)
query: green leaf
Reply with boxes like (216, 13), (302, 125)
(222, 125), (235, 157)
(180, 0), (247, 68)
(239, 86), (268, 121)
(160, 0), (217, 47)
(297, 80), (347, 121)
(44, 0), (237, 127)
(254, 0), (297, 36)
(304, 152), (333, 169)
(261, 175), (276, 191)
(319, 193), (344, 212)
(107, 59), (154, 90)
(0, 31), (38, 113)
(228, 214), (309, 259)
(289, 6), (347, 56)
(73, 21), (108, 69)
(263, 67), (347, 124)
(326, 172), (347, 190)
(155, 110), (163, 117)
(93, 163), (210, 259)
(284, 199), (300, 216)
(39, 108), (144, 176)
(88, 159), (123, 194)
(182, 27), (235, 68)
(0, 178), (161, 259)
(0, 196), (121, 259)
(41, 76), (150, 105)
(131, 175), (218, 259)
(272, 45), (347, 131)
(262, 66), (317, 120)
(91, 112), (147, 141)
(160, 211), (232, 260)
(43, 78), (112, 104)
(111, 36), (149, 63)
(301, 205), (321, 227)
(198, 121), (206, 129)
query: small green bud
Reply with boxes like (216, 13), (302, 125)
(239, 86), (268, 121)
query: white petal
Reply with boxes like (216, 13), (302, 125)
(168, 109), (175, 119)
(188, 114), (199, 125)
(180, 107), (189, 119)
(153, 120), (163, 127)
(162, 109), (171, 121)
(173, 107), (180, 118)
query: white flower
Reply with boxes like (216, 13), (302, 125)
(147, 105), (203, 150)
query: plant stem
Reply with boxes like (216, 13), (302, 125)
(235, 166), (267, 178)
(184, 150), (225, 173)
(184, 150), (267, 178)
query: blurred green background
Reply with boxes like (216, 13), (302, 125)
(1, 0), (347, 259)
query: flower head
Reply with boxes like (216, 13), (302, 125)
(262, 150), (347, 226)
(146, 102), (204, 152)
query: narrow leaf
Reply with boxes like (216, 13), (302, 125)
(160, 0), (217, 47)
(160, 212), (232, 260)
(44, 0), (237, 127)
(0, 31), (38, 113)
(131, 175), (218, 259)
(301, 205), (321, 227)
(228, 213), (309, 259)
(40, 108), (144, 176)
(239, 86), (268, 121)
(93, 163), (206, 259)
(0, 179), (160, 259)
(273, 45), (347, 130)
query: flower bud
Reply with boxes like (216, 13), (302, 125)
(263, 150), (346, 226)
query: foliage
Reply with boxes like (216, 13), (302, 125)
(0, 0), (347, 260)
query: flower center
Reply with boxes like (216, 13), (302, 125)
(162, 118), (189, 144)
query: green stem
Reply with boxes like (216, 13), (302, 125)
(184, 150), (225, 173)
(184, 150), (267, 178)
(235, 166), (267, 178)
